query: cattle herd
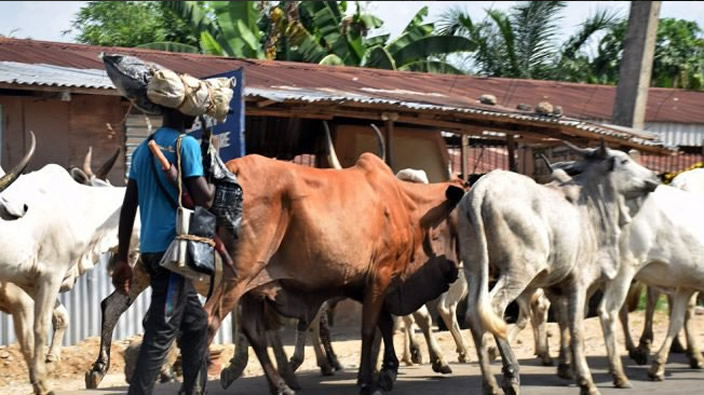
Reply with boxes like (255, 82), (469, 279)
(0, 127), (703, 395)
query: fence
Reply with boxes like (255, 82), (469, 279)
(0, 255), (234, 346)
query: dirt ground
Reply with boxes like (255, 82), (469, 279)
(2, 311), (703, 395)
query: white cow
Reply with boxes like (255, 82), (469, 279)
(0, 141), (135, 395)
(598, 173), (704, 386)
(620, 167), (704, 367)
(459, 141), (659, 395)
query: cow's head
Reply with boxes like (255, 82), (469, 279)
(0, 131), (36, 194)
(561, 140), (660, 200)
(69, 147), (121, 187)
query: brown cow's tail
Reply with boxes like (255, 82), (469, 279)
(464, 192), (507, 339)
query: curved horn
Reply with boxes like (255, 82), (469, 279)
(82, 146), (94, 177)
(0, 131), (36, 193)
(561, 140), (591, 157)
(369, 124), (386, 162)
(597, 138), (608, 158)
(95, 147), (121, 180)
(323, 121), (342, 170)
(539, 153), (554, 172)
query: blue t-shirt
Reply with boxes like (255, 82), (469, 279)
(129, 127), (204, 253)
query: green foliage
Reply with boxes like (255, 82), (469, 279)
(67, 1), (197, 48)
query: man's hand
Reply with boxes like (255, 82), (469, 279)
(112, 260), (133, 295)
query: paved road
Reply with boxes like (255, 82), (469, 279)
(61, 352), (704, 395)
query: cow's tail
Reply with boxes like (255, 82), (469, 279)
(465, 192), (507, 339)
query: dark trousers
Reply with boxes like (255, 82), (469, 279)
(128, 252), (209, 395)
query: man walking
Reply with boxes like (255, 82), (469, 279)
(113, 108), (215, 395)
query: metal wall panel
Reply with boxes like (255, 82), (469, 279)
(644, 122), (704, 148)
(0, 255), (233, 346)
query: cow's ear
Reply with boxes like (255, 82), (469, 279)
(445, 185), (465, 203)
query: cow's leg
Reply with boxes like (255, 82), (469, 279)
(86, 262), (150, 389)
(633, 287), (659, 365)
(402, 314), (422, 364)
(241, 297), (294, 395)
(493, 294), (530, 362)
(5, 285), (35, 375)
(438, 272), (470, 363)
(311, 313), (334, 376)
(568, 286), (598, 395)
(552, 296), (573, 380)
(268, 330), (301, 390)
(619, 302), (638, 362)
(30, 275), (62, 395)
(318, 302), (343, 371)
(220, 322), (249, 390)
(666, 293), (687, 354)
(467, 309), (499, 394)
(46, 300), (68, 369)
(288, 319), (307, 373)
(358, 272), (392, 395)
(598, 268), (635, 389)
(648, 288), (693, 381)
(414, 305), (452, 374)
(684, 292), (704, 369)
(376, 310), (400, 392)
(529, 290), (552, 366)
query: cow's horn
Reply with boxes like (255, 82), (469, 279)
(82, 146), (94, 177)
(539, 153), (554, 172)
(96, 147), (121, 180)
(0, 131), (36, 193)
(323, 121), (342, 170)
(370, 124), (386, 162)
(562, 140), (591, 156)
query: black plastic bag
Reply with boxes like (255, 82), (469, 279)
(186, 206), (216, 275)
(101, 53), (164, 115)
(205, 145), (244, 236)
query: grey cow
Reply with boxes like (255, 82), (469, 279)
(458, 141), (659, 395)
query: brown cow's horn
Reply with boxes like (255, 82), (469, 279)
(96, 147), (121, 180)
(0, 131), (36, 193)
(562, 140), (591, 157)
(370, 124), (386, 162)
(539, 153), (554, 172)
(323, 121), (342, 170)
(82, 146), (94, 177)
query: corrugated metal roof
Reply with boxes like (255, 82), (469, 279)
(0, 61), (113, 90)
(0, 38), (683, 151)
(1, 37), (702, 125)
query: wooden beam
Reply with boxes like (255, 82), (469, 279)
(461, 134), (469, 182)
(0, 82), (120, 96)
(506, 134), (517, 172)
(256, 99), (277, 108)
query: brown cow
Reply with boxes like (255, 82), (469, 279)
(203, 152), (465, 395)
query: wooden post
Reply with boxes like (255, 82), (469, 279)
(381, 112), (398, 169)
(612, 1), (661, 129)
(461, 133), (470, 182)
(506, 134), (517, 172)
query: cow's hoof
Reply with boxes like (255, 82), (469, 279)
(275, 384), (296, 395)
(557, 363), (574, 380)
(629, 348), (649, 365)
(687, 354), (704, 369)
(647, 362), (665, 381)
(402, 357), (414, 367)
(410, 344), (423, 364)
(377, 368), (397, 392)
(538, 353), (554, 366)
(458, 351), (470, 364)
(319, 362), (335, 377)
(332, 357), (343, 371)
(671, 338), (686, 354)
(220, 365), (244, 389)
(488, 345), (499, 361)
(580, 385), (600, 395)
(432, 359), (453, 374)
(501, 364), (519, 395)
(359, 384), (383, 395)
(482, 382), (502, 395)
(613, 375), (632, 388)
(289, 356), (303, 373)
(84, 370), (105, 389)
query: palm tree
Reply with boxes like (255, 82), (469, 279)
(437, 1), (619, 80)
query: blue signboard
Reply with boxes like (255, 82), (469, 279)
(187, 68), (245, 161)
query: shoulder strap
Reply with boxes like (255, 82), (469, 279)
(147, 134), (179, 210)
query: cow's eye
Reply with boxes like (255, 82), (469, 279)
(621, 159), (629, 165)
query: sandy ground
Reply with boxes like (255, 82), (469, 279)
(2, 311), (704, 394)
